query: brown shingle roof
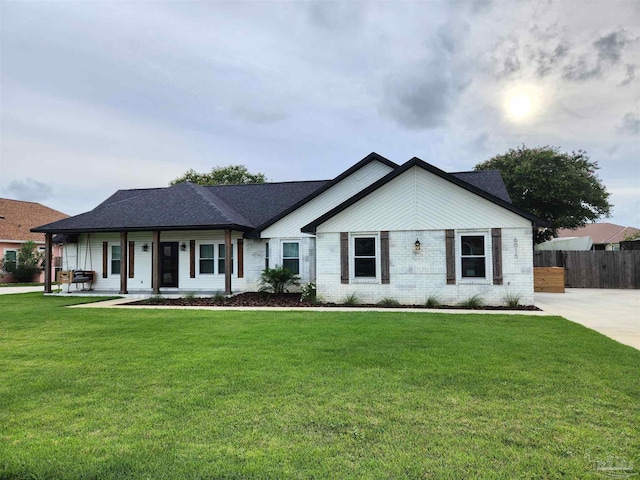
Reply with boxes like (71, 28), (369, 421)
(0, 198), (68, 243)
(557, 223), (640, 245)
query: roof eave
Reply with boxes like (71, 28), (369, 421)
(31, 224), (254, 234)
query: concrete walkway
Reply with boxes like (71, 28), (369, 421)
(4, 286), (637, 349)
(535, 289), (640, 350)
(0, 286), (44, 295)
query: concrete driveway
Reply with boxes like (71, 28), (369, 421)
(535, 288), (640, 350)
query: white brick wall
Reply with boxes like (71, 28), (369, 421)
(316, 228), (534, 306)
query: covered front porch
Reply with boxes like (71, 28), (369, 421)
(41, 228), (248, 296)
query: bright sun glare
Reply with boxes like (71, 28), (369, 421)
(504, 86), (542, 122)
(508, 94), (532, 119)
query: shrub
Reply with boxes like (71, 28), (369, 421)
(258, 266), (301, 294)
(212, 291), (227, 302)
(4, 241), (44, 283)
(184, 292), (195, 300)
(377, 297), (400, 307)
(504, 292), (522, 308)
(146, 294), (164, 304)
(425, 295), (441, 308)
(300, 282), (317, 302)
(342, 293), (359, 306)
(459, 294), (484, 309)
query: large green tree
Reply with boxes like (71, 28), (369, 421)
(475, 146), (611, 242)
(170, 165), (266, 186)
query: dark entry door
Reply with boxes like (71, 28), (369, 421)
(160, 242), (179, 288)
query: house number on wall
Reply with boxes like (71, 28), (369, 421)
(514, 238), (518, 258)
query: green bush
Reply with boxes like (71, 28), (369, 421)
(300, 282), (317, 302)
(377, 298), (400, 307)
(425, 295), (441, 308)
(459, 294), (484, 309)
(258, 266), (301, 294)
(3, 241), (43, 283)
(342, 293), (359, 306)
(504, 292), (522, 308)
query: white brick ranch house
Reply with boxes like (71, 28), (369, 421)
(32, 153), (548, 306)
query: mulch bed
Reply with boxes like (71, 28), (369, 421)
(126, 292), (540, 310)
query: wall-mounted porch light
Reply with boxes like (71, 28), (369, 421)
(414, 239), (421, 251)
(180, 242), (187, 251)
(142, 243), (149, 252)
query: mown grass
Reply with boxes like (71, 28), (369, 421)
(1, 293), (638, 479)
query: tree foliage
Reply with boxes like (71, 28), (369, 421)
(170, 165), (266, 186)
(1, 241), (44, 282)
(475, 146), (611, 242)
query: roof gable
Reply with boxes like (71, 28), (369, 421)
(302, 157), (548, 233)
(246, 152), (398, 237)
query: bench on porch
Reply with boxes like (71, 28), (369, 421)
(57, 270), (95, 292)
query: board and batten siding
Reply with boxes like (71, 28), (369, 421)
(261, 159), (394, 239)
(71, 230), (251, 293)
(315, 166), (531, 234)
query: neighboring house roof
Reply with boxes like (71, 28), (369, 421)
(301, 157), (549, 233)
(32, 153), (542, 235)
(557, 223), (640, 245)
(0, 198), (68, 242)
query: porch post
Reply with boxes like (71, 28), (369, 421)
(152, 231), (161, 294)
(119, 231), (128, 294)
(44, 233), (53, 294)
(225, 229), (232, 295)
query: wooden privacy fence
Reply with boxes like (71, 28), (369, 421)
(533, 250), (640, 289)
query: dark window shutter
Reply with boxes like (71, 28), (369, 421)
(445, 230), (455, 285)
(381, 231), (390, 284)
(190, 240), (196, 278)
(340, 232), (349, 284)
(128, 241), (135, 278)
(102, 242), (108, 278)
(492, 228), (503, 285)
(237, 239), (244, 278)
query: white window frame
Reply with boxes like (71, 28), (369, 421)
(110, 244), (121, 276)
(281, 240), (300, 275)
(350, 233), (380, 284)
(456, 230), (492, 285)
(198, 242), (215, 275)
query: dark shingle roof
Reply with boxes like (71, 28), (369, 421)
(201, 181), (330, 227)
(32, 153), (534, 235)
(32, 180), (328, 233)
(450, 170), (512, 203)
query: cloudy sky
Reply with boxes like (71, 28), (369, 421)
(1, 0), (639, 227)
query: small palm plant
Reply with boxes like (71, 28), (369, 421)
(258, 266), (301, 294)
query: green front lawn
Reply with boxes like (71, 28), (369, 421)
(1, 294), (638, 479)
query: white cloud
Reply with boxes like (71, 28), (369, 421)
(1, 0), (638, 226)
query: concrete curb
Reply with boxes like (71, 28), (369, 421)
(68, 297), (552, 315)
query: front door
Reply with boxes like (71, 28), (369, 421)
(160, 242), (179, 288)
